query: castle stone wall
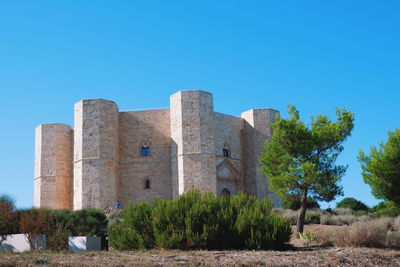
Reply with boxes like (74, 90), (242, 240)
(73, 99), (119, 210)
(34, 124), (73, 209)
(34, 90), (281, 210)
(119, 109), (172, 204)
(214, 112), (244, 194)
(241, 109), (278, 199)
(170, 90), (217, 197)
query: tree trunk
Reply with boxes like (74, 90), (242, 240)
(296, 188), (308, 234)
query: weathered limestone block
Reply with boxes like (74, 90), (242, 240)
(241, 109), (279, 199)
(214, 112), (244, 195)
(73, 99), (119, 210)
(119, 109), (172, 204)
(170, 90), (217, 197)
(34, 123), (73, 209)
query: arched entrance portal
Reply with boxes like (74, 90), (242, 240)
(220, 188), (231, 196)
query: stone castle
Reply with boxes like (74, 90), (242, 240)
(34, 90), (279, 210)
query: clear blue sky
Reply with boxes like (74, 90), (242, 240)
(0, 1), (399, 209)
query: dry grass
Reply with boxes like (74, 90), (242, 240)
(2, 223), (400, 266)
(393, 216), (400, 231)
(332, 208), (353, 215)
(320, 214), (357, 225)
(1, 247), (400, 267)
(274, 208), (298, 225)
(315, 217), (396, 248)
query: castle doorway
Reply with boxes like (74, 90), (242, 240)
(220, 188), (231, 196)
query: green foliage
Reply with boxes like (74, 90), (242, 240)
(107, 209), (123, 228)
(359, 129), (400, 206)
(354, 210), (368, 216)
(281, 194), (320, 210)
(0, 194), (16, 209)
(108, 191), (292, 250)
(108, 202), (154, 250)
(260, 105), (354, 232)
(336, 197), (369, 211)
(298, 229), (316, 242)
(152, 191), (222, 249)
(71, 208), (107, 236)
(53, 208), (107, 236)
(305, 213), (320, 224)
(370, 201), (400, 218)
(46, 223), (70, 251)
(371, 201), (396, 212)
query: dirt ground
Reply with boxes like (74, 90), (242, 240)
(1, 225), (399, 267)
(1, 248), (400, 267)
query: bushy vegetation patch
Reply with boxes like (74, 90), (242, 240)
(316, 218), (395, 247)
(0, 194), (17, 245)
(108, 202), (154, 250)
(53, 208), (107, 237)
(108, 191), (292, 250)
(370, 201), (400, 218)
(275, 207), (375, 226)
(281, 195), (320, 210)
(320, 214), (360, 226)
(274, 208), (326, 225)
(0, 205), (107, 251)
(336, 198), (369, 212)
(273, 209), (298, 225)
(305, 213), (320, 224)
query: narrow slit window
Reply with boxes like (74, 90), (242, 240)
(141, 146), (151, 157)
(145, 180), (150, 189)
(223, 148), (230, 158)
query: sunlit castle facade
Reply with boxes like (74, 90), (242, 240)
(34, 90), (279, 210)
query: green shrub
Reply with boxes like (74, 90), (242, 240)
(320, 214), (356, 225)
(305, 213), (320, 224)
(108, 202), (154, 250)
(336, 198), (369, 211)
(299, 229), (316, 243)
(46, 223), (70, 251)
(333, 208), (353, 215)
(152, 192), (233, 250)
(354, 210), (368, 216)
(370, 201), (400, 218)
(107, 209), (123, 228)
(72, 208), (107, 236)
(53, 208), (107, 237)
(108, 191), (292, 250)
(273, 209), (298, 225)
(233, 195), (290, 250)
(281, 195), (320, 210)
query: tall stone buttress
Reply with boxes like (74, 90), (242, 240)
(73, 99), (119, 210)
(34, 124), (73, 209)
(241, 109), (279, 199)
(170, 90), (217, 198)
